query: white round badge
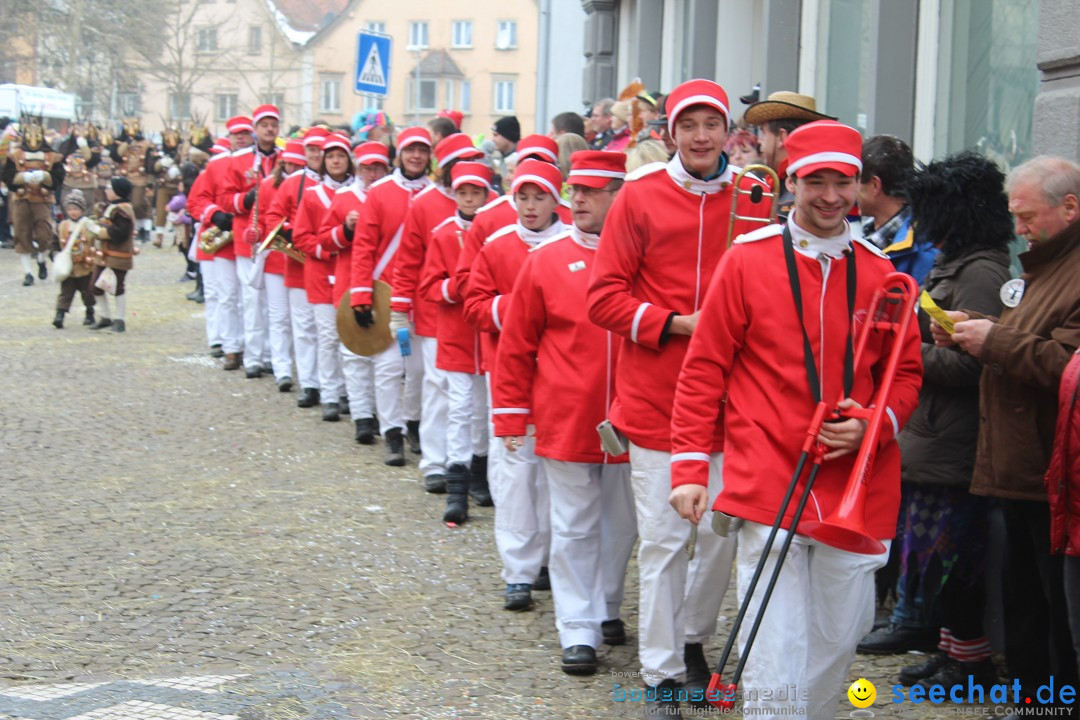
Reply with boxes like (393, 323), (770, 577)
(1000, 278), (1026, 308)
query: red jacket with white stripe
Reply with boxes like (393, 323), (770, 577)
(464, 220), (567, 374)
(393, 184), (497, 337)
(263, 168), (320, 289)
(1047, 352), (1080, 556)
(291, 181), (339, 305)
(187, 153), (235, 261)
(254, 174), (285, 276)
(419, 214), (482, 375)
(322, 183), (368, 306)
(218, 145), (280, 258)
(349, 170), (431, 309)
(586, 156), (770, 452)
(493, 228), (627, 465)
(453, 194), (572, 301)
(669, 222), (923, 539)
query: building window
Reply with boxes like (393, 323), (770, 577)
(320, 74), (342, 113)
(196, 27), (217, 52)
(408, 77), (438, 112)
(215, 93), (238, 121)
(496, 20), (517, 49)
(493, 78), (516, 113)
(365, 21), (386, 33)
(248, 26), (262, 55)
(408, 21), (429, 50)
(169, 92), (191, 119)
(118, 91), (141, 116)
(444, 79), (455, 109)
(360, 93), (384, 111)
(261, 91), (284, 109)
(461, 80), (471, 113)
(452, 21), (473, 48)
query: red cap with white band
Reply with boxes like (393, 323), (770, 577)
(397, 127), (433, 151)
(252, 104), (280, 124)
(451, 161), (492, 190)
(353, 141), (390, 166)
(303, 127), (329, 147)
(517, 134), (559, 163)
(322, 133), (351, 154)
(282, 140), (305, 164)
(783, 120), (863, 178)
(511, 159), (563, 198)
(226, 116), (254, 134)
(665, 79), (730, 136)
(568, 150), (626, 189)
(434, 133), (483, 167)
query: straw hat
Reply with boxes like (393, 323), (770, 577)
(743, 91), (836, 125)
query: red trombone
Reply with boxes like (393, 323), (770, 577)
(705, 271), (919, 710)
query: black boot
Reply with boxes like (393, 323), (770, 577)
(405, 419), (421, 455)
(683, 643), (711, 707)
(322, 402), (340, 422)
(297, 387), (320, 408)
(83, 307), (95, 326)
(23, 273), (33, 286)
(91, 317), (113, 330)
(424, 474), (447, 493)
(338, 396), (350, 416)
(354, 417), (377, 445)
(37, 259), (47, 280)
(443, 463), (469, 524)
(52, 309), (65, 328)
(385, 427), (406, 466)
(468, 453), (493, 506)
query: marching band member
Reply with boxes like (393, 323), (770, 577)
(292, 132), (354, 422)
(669, 120), (923, 719)
(393, 133), (490, 494)
(324, 141), (391, 443)
(418, 161), (493, 518)
(586, 78), (768, 710)
(186, 137), (230, 357)
(492, 151), (637, 675)
(220, 104), (282, 379)
(264, 127), (327, 408)
(463, 159), (566, 608)
(349, 127), (433, 466)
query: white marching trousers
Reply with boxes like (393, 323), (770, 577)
(264, 272), (292, 381)
(200, 259), (222, 348)
(213, 256), (243, 354)
(340, 343), (376, 419)
(542, 459), (638, 649)
(311, 303), (344, 401)
(735, 521), (888, 720)
(287, 287), (318, 391)
(490, 431), (550, 585)
(445, 370), (487, 465)
(628, 443), (735, 688)
(403, 335), (423, 422)
(372, 342), (406, 431)
(417, 336), (448, 476)
(236, 255), (269, 370)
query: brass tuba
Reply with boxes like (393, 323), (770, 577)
(257, 219), (305, 263)
(198, 225), (234, 254)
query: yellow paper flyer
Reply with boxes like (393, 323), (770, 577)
(920, 291), (956, 334)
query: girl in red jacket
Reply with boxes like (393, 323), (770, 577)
(463, 159), (567, 610)
(419, 162), (493, 525)
(292, 133), (354, 422)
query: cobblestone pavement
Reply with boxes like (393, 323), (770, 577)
(0, 246), (999, 719)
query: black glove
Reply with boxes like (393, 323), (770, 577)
(211, 211), (233, 231)
(353, 307), (374, 328)
(243, 188), (256, 210)
(280, 228), (292, 242)
(343, 222), (354, 241)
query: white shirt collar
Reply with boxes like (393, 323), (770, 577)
(516, 218), (567, 247)
(664, 153), (735, 196)
(323, 174), (354, 192)
(571, 224), (599, 250)
(392, 168), (432, 193)
(787, 212), (856, 261)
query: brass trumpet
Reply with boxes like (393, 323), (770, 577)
(727, 163), (781, 247)
(257, 219), (305, 264)
(198, 225), (233, 254)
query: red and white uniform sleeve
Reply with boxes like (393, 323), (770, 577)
(463, 242), (506, 334)
(491, 253), (544, 438)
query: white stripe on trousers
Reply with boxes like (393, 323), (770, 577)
(735, 521), (888, 720)
(340, 343), (376, 419)
(628, 443), (735, 687)
(236, 255), (269, 369)
(287, 287), (318, 390)
(264, 272), (292, 381)
(445, 370), (487, 465)
(213, 256), (244, 354)
(311, 303), (344, 401)
(542, 459), (637, 649)
(199, 259), (222, 348)
(417, 336), (448, 476)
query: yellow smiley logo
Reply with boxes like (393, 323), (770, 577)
(848, 678), (876, 708)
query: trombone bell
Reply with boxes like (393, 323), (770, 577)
(728, 163), (781, 247)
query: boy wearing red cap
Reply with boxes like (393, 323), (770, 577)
(492, 150), (638, 675)
(587, 78), (770, 709)
(669, 120), (923, 719)
(463, 159), (567, 609)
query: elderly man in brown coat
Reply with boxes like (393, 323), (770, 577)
(934, 155), (1080, 704)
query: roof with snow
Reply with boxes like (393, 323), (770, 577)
(265, 0), (348, 45)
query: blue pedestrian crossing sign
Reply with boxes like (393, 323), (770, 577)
(355, 31), (391, 97)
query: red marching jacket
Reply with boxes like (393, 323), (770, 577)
(493, 227), (627, 465)
(586, 157), (771, 452)
(264, 168), (320, 289)
(291, 182), (339, 305)
(254, 173), (285, 276)
(322, 183), (368, 306)
(349, 170), (431, 309)
(669, 224), (924, 540)
(463, 220), (567, 374)
(1047, 351), (1080, 556)
(419, 214), (482, 375)
(187, 152), (236, 262)
(218, 146), (280, 258)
